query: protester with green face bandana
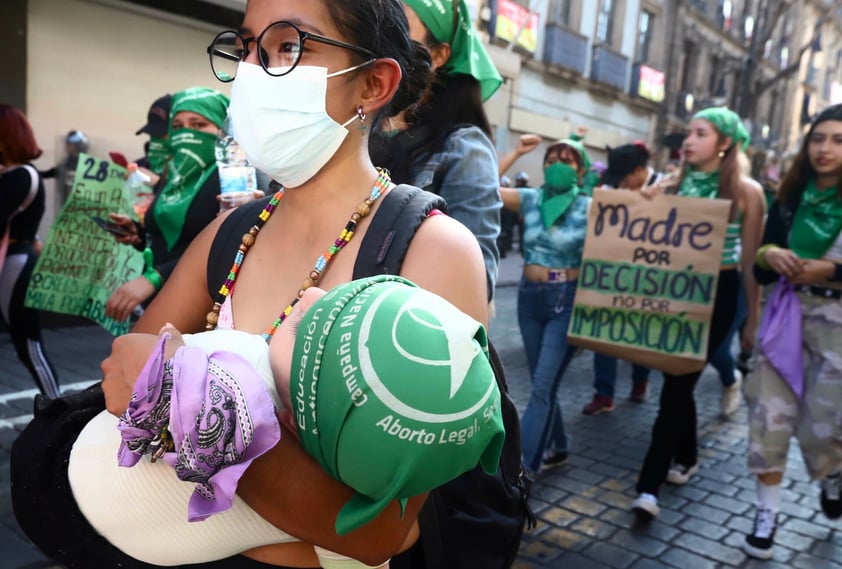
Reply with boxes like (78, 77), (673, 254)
(498, 139), (591, 476)
(631, 106), (767, 525)
(134, 94), (173, 178)
(745, 104), (842, 560)
(105, 87), (229, 323)
(371, 0), (504, 302)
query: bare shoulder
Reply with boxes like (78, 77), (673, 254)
(739, 176), (766, 211)
(399, 213), (489, 326)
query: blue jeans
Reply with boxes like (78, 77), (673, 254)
(593, 353), (650, 398)
(518, 279), (577, 473)
(710, 272), (747, 386)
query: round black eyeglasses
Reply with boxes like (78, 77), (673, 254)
(207, 21), (377, 82)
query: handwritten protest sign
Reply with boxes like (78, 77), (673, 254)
(567, 189), (730, 375)
(25, 153), (143, 335)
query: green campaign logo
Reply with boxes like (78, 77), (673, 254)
(356, 285), (498, 423)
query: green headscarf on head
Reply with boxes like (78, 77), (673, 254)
(692, 107), (751, 150)
(404, 0), (503, 101)
(548, 137), (591, 172)
(152, 87), (229, 251)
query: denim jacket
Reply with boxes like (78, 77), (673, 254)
(405, 126), (502, 300)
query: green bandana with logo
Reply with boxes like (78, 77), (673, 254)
(539, 162), (580, 229)
(790, 179), (842, 259)
(679, 168), (720, 199)
(146, 137), (171, 176)
(692, 107), (751, 150)
(404, 0), (502, 101)
(152, 129), (218, 250)
(290, 275), (505, 535)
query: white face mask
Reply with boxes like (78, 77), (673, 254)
(228, 62), (365, 188)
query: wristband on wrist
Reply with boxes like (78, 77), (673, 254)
(832, 262), (842, 283)
(143, 268), (163, 291)
(755, 244), (778, 270)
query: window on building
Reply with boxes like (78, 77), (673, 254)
(708, 56), (720, 93)
(636, 10), (653, 63)
(596, 0), (614, 45)
(718, 0), (733, 31)
(548, 0), (571, 27)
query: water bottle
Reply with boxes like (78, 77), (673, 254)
(216, 119), (256, 211)
(125, 163), (153, 222)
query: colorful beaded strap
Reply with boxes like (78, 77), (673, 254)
(206, 169), (392, 341)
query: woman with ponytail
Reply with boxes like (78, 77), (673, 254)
(632, 107), (766, 520)
(743, 104), (842, 559)
(371, 0), (503, 301)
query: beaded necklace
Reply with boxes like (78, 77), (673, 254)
(205, 169), (392, 341)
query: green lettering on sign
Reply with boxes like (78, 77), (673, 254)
(579, 260), (715, 304)
(570, 305), (706, 357)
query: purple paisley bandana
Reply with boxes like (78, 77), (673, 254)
(117, 334), (281, 521)
(759, 278), (804, 398)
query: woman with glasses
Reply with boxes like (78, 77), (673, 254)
(103, 87), (229, 322)
(12, 1), (487, 568)
(370, 0), (503, 302)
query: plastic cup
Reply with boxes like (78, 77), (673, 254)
(219, 191), (255, 211)
(218, 165), (257, 212)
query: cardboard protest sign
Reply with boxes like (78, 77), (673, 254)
(567, 189), (730, 375)
(25, 153), (143, 336)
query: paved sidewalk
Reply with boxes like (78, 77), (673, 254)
(0, 253), (839, 568)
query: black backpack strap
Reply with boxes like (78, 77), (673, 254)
(352, 184), (447, 280)
(206, 196), (272, 298)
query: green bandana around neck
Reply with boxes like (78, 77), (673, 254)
(679, 168), (720, 200)
(152, 128), (218, 250)
(290, 275), (505, 535)
(404, 0), (502, 101)
(692, 107), (751, 150)
(790, 179), (842, 259)
(146, 137), (171, 176)
(539, 162), (580, 228)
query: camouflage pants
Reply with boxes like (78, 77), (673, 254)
(746, 293), (842, 480)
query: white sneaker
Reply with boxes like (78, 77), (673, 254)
(721, 369), (743, 416)
(666, 462), (699, 485)
(631, 493), (660, 521)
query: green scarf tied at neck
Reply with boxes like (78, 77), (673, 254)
(679, 168), (720, 199)
(404, 0), (503, 101)
(539, 162), (580, 229)
(692, 107), (751, 150)
(152, 87), (229, 251)
(790, 179), (842, 259)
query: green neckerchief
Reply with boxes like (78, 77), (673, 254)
(404, 0), (502, 101)
(152, 128), (218, 250)
(679, 168), (720, 199)
(539, 190), (579, 229)
(790, 179), (842, 259)
(538, 162), (580, 228)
